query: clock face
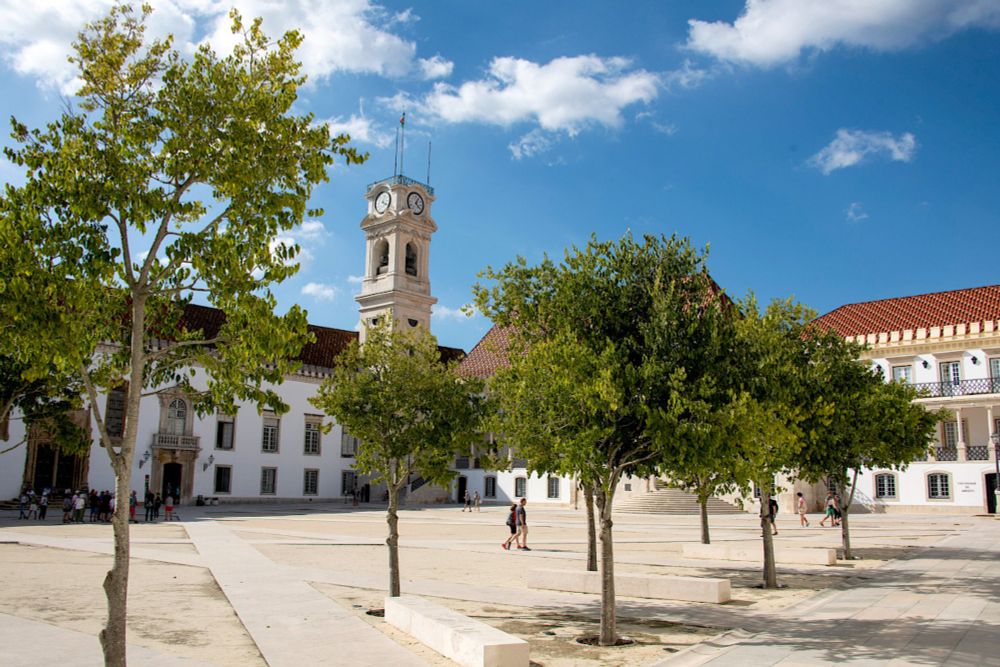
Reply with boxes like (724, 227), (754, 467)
(407, 191), (424, 215)
(374, 191), (391, 214)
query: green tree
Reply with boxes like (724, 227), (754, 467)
(0, 356), (90, 458)
(0, 6), (363, 665)
(310, 322), (486, 597)
(796, 331), (941, 559)
(476, 234), (720, 645)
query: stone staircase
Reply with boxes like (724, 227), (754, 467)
(613, 486), (744, 515)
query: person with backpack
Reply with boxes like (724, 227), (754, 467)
(768, 496), (779, 535)
(501, 503), (518, 550)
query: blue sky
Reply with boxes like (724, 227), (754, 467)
(1, 1), (999, 352)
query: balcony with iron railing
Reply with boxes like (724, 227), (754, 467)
(913, 378), (1000, 399)
(152, 433), (200, 450)
(931, 444), (994, 462)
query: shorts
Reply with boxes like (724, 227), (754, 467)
(825, 507), (835, 517)
(508, 524), (516, 534)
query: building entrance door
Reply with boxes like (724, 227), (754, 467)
(162, 462), (182, 500)
(987, 473), (999, 514)
(457, 476), (467, 504)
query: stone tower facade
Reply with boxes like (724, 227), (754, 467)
(356, 175), (437, 343)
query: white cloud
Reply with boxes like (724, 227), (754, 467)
(417, 55), (660, 136)
(270, 235), (312, 266)
(846, 202), (869, 222)
(809, 129), (916, 174)
(301, 281), (338, 301)
(508, 129), (553, 160)
(651, 121), (678, 136)
(324, 113), (394, 149)
(294, 220), (327, 241)
(347, 275), (365, 284)
(432, 304), (477, 321)
(0, 0), (437, 92)
(664, 59), (710, 89)
(687, 0), (1000, 68)
(417, 54), (454, 80)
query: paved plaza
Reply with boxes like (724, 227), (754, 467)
(1, 502), (998, 666)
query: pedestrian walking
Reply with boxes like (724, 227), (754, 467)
(62, 494), (73, 523)
(462, 490), (472, 512)
(501, 503), (518, 550)
(129, 491), (137, 523)
(144, 492), (154, 522)
(768, 496), (779, 535)
(27, 494), (38, 520)
(515, 498), (530, 550)
(153, 493), (162, 520)
(796, 492), (809, 527)
(38, 492), (48, 521)
(17, 492), (28, 520)
(473, 491), (481, 512)
(164, 495), (174, 521)
(833, 493), (843, 526)
(819, 491), (836, 527)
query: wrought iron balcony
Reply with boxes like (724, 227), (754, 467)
(152, 433), (200, 450)
(934, 447), (958, 461)
(967, 445), (990, 461)
(913, 378), (1000, 398)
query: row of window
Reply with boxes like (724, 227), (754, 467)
(510, 476), (561, 499)
(889, 358), (1000, 383)
(214, 466), (347, 496)
(873, 472), (952, 500)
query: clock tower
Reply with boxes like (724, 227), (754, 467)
(356, 175), (437, 343)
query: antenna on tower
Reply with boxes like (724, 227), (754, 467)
(426, 141), (432, 185)
(399, 112), (406, 177)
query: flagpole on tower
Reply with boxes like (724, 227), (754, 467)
(392, 124), (399, 177)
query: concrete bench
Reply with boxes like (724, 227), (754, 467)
(527, 568), (730, 603)
(681, 542), (837, 566)
(384, 595), (528, 667)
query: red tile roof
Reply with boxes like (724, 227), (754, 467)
(179, 303), (463, 370)
(457, 325), (514, 378)
(813, 284), (1000, 338)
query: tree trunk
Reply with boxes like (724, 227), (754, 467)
(699, 494), (711, 544)
(386, 483), (401, 597)
(100, 458), (131, 667)
(595, 487), (617, 646)
(760, 489), (778, 589)
(584, 483), (597, 572)
(841, 468), (858, 560)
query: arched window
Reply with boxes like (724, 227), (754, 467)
(874, 473), (897, 499)
(374, 240), (390, 275)
(166, 399), (187, 435)
(405, 242), (418, 276)
(927, 472), (951, 500)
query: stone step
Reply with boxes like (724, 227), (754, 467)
(614, 487), (744, 515)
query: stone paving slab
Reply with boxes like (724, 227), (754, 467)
(0, 612), (218, 667)
(183, 520), (429, 667)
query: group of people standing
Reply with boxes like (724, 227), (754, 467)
(16, 488), (180, 523)
(142, 491), (177, 522)
(461, 490), (481, 512)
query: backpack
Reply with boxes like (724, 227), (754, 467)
(505, 509), (516, 527)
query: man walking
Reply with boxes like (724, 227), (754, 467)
(515, 498), (530, 550)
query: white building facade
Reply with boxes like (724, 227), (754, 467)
(814, 285), (1000, 515)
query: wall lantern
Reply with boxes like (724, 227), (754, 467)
(922, 360), (930, 369)
(971, 356), (980, 365)
(202, 454), (215, 471)
(138, 450), (151, 469)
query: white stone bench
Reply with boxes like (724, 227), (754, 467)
(384, 595), (528, 667)
(527, 568), (730, 603)
(681, 542), (837, 566)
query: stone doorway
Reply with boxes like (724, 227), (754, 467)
(21, 410), (90, 493)
(162, 462), (183, 500)
(150, 448), (197, 504)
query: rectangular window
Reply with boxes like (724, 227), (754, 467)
(341, 431), (359, 457)
(514, 477), (526, 498)
(341, 470), (357, 496)
(455, 456), (470, 469)
(940, 361), (961, 385)
(942, 420), (968, 448)
(105, 386), (127, 439)
(875, 474), (896, 499)
(547, 476), (560, 499)
(214, 465), (232, 494)
(927, 473), (950, 499)
(891, 365), (912, 383)
(260, 467), (277, 495)
(262, 412), (279, 453)
(484, 477), (496, 498)
(303, 469), (319, 496)
(304, 417), (322, 456)
(216, 415), (234, 450)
